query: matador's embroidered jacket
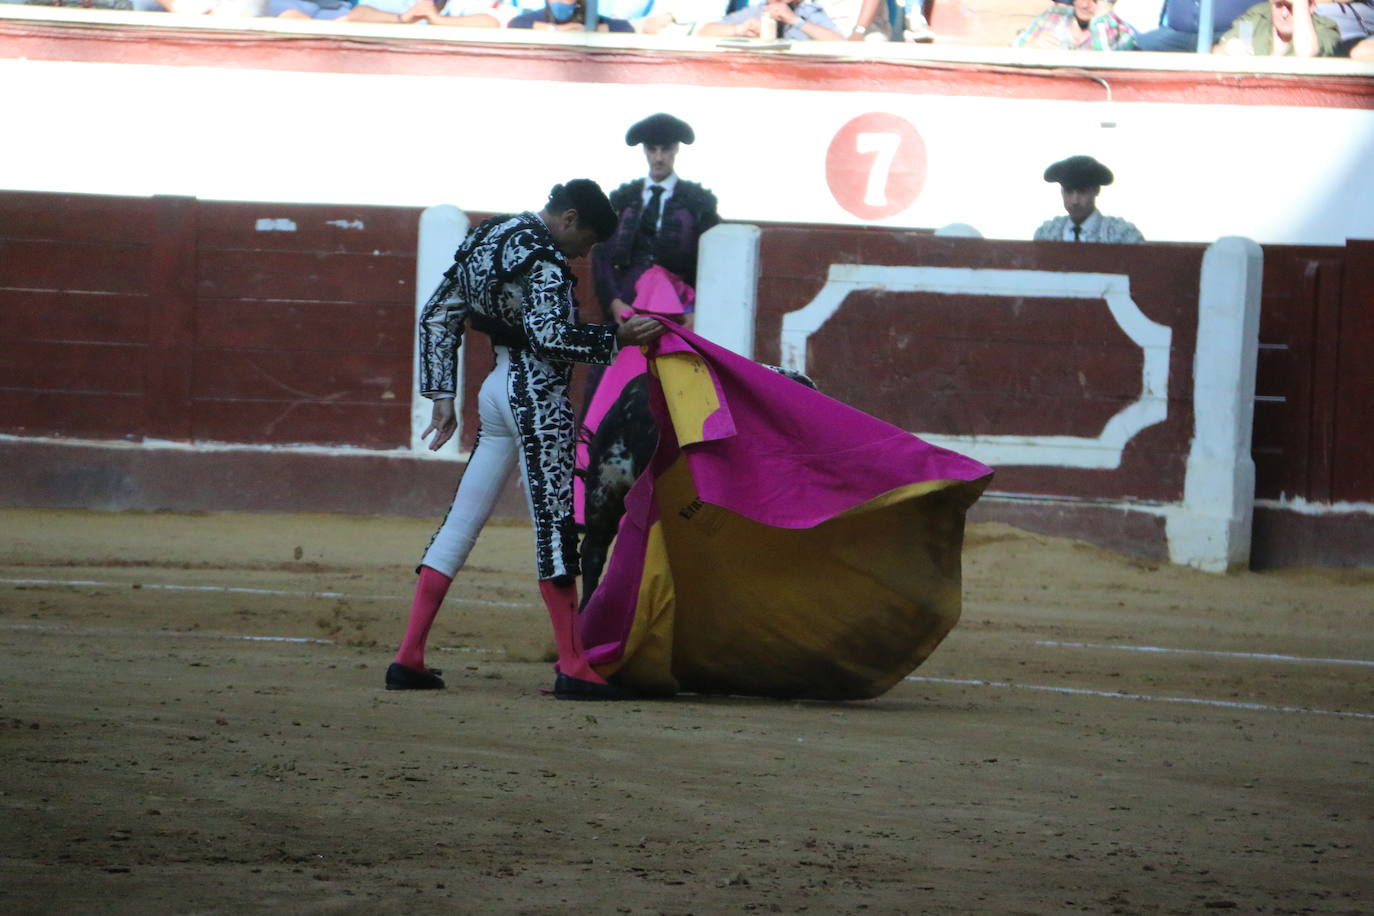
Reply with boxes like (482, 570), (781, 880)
(418, 212), (620, 580)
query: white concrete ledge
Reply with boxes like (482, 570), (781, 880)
(412, 204), (469, 459)
(1166, 236), (1263, 572)
(695, 223), (760, 360)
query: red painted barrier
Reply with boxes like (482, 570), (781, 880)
(1, 190), (1370, 566)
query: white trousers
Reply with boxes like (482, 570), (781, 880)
(420, 348), (536, 578)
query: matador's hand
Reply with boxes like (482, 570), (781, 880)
(616, 315), (667, 348)
(422, 398), (457, 451)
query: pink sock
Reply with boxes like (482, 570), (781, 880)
(394, 565), (452, 671)
(539, 578), (606, 684)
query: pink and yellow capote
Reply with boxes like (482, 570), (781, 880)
(578, 323), (994, 701)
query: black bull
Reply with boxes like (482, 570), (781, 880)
(577, 366), (817, 606)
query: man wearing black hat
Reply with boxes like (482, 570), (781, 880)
(593, 113), (720, 328)
(1033, 154), (1144, 243)
(388, 179), (666, 701)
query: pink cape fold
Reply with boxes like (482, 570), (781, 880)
(579, 321), (993, 677)
(573, 266), (693, 524)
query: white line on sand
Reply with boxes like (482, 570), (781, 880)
(905, 676), (1374, 720)
(1, 623), (332, 644)
(0, 577), (525, 608)
(1034, 640), (1374, 667)
(0, 622), (506, 653)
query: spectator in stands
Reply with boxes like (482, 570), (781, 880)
(617, 0), (724, 33)
(271, 0), (354, 18)
(341, 0), (510, 24)
(1134, 0), (1251, 49)
(1214, 0), (1340, 52)
(120, 0), (265, 10)
(1033, 155), (1144, 243)
(1015, 0), (1139, 48)
(899, 0), (937, 40)
(824, 0), (892, 39)
(585, 0), (681, 30)
(696, 0), (845, 38)
(507, 0), (636, 30)
(1315, 0), (1373, 54)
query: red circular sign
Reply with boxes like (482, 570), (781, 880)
(825, 113), (927, 220)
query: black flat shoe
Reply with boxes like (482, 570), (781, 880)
(386, 662), (445, 691)
(553, 672), (635, 701)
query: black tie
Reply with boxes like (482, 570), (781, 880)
(640, 185), (664, 236)
(1072, 224), (1082, 241)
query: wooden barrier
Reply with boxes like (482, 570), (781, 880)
(1, 191), (1370, 567)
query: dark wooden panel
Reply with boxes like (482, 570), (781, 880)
(1252, 249), (1348, 502)
(0, 192), (157, 244)
(815, 389), (1147, 440)
(1304, 256), (1345, 503)
(0, 290), (149, 344)
(760, 230), (1205, 314)
(986, 441), (1188, 502)
(1332, 240), (1374, 501)
(0, 239), (150, 295)
(0, 340), (146, 394)
(145, 195), (199, 442)
(1253, 449), (1286, 501)
(1255, 245), (1346, 344)
(1250, 399), (1288, 451)
(812, 333), (1144, 400)
(191, 350), (410, 402)
(196, 299), (412, 354)
(0, 389), (145, 439)
(1254, 346), (1293, 401)
(197, 201), (420, 255)
(191, 400), (410, 449)
(197, 249), (414, 303)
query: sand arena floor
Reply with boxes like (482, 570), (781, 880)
(1, 508), (1370, 915)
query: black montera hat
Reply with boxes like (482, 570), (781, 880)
(548, 179), (618, 241)
(625, 113), (695, 147)
(1044, 155), (1114, 189)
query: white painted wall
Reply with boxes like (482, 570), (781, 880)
(2, 58), (1372, 246)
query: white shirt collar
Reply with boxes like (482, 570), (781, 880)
(644, 173), (678, 201)
(1064, 209), (1101, 241)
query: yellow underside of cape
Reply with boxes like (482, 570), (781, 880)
(597, 453), (980, 700)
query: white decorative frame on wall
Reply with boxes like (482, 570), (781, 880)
(778, 264), (1173, 470)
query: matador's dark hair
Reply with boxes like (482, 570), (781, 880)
(546, 179), (618, 242)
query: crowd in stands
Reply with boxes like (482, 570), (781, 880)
(1015, 0), (1372, 57)
(7, 0), (938, 41)
(7, 0), (1370, 56)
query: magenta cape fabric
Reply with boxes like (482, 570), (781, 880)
(573, 266), (693, 524)
(579, 322), (993, 693)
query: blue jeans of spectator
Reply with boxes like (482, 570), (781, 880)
(1136, 26), (1207, 49)
(269, 0), (352, 15)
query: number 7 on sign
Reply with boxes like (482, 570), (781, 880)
(856, 132), (901, 207)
